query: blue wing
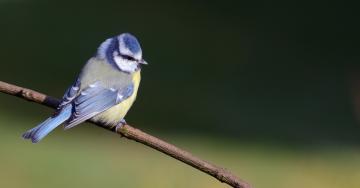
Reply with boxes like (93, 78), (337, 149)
(58, 78), (81, 109)
(64, 81), (134, 129)
(22, 78), (133, 143)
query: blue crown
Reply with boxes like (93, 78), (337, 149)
(121, 33), (141, 54)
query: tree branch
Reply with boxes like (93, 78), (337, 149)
(0, 80), (251, 188)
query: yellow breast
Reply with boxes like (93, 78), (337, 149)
(92, 70), (141, 126)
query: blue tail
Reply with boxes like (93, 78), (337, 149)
(22, 104), (72, 143)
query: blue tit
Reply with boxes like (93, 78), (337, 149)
(22, 33), (148, 143)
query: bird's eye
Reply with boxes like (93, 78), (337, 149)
(121, 55), (136, 61)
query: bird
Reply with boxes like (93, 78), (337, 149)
(22, 33), (147, 143)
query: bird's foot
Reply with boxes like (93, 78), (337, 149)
(114, 119), (127, 133)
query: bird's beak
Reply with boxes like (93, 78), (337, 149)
(139, 59), (148, 65)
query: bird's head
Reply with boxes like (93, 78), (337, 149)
(97, 33), (147, 73)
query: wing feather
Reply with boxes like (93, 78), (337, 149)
(58, 78), (81, 108)
(64, 82), (134, 129)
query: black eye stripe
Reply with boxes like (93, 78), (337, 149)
(121, 55), (136, 61)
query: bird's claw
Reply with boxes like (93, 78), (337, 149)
(115, 119), (127, 133)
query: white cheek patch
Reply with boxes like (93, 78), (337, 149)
(114, 56), (138, 73)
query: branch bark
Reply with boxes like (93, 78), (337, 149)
(0, 80), (251, 188)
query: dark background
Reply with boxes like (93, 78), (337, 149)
(0, 1), (359, 188)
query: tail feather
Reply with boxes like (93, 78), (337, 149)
(22, 118), (53, 139)
(22, 104), (72, 143)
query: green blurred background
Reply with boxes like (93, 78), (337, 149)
(1, 1), (359, 188)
